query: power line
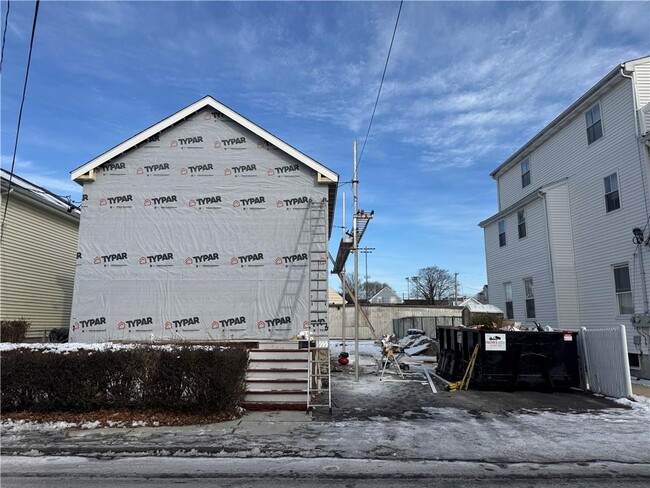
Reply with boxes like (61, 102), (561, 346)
(357, 0), (403, 166)
(0, 0), (40, 241)
(0, 0), (10, 72)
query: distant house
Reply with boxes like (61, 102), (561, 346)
(369, 286), (403, 304)
(479, 56), (650, 378)
(459, 297), (504, 325)
(0, 169), (80, 339)
(328, 288), (345, 306)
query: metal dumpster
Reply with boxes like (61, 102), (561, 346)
(436, 326), (580, 390)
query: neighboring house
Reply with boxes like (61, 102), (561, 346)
(328, 288), (346, 306)
(479, 56), (650, 378)
(0, 169), (80, 340)
(368, 285), (404, 304)
(458, 297), (504, 325)
(69, 96), (338, 343)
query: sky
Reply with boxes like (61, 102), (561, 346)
(1, 1), (649, 298)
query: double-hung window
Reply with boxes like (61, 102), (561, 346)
(504, 282), (513, 319)
(521, 159), (531, 188)
(586, 102), (603, 144)
(614, 265), (634, 315)
(604, 172), (620, 212)
(498, 219), (506, 247)
(517, 208), (527, 239)
(524, 278), (535, 318)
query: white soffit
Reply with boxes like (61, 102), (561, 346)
(70, 96), (339, 183)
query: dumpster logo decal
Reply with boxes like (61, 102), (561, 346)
(485, 333), (506, 351)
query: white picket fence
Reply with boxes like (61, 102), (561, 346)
(578, 325), (633, 398)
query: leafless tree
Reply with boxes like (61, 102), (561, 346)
(339, 273), (391, 301)
(410, 266), (455, 304)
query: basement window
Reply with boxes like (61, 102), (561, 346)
(628, 353), (640, 369)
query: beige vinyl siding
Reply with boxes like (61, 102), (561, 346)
(0, 193), (79, 339)
(484, 197), (557, 327)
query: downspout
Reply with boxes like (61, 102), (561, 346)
(621, 65), (650, 316)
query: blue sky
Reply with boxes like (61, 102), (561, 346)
(2, 1), (649, 298)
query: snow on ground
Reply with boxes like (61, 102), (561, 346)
(632, 377), (650, 387)
(330, 339), (382, 358)
(0, 419), (103, 432)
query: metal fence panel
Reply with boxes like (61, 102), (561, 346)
(578, 325), (632, 398)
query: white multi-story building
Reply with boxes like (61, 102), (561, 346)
(479, 56), (650, 379)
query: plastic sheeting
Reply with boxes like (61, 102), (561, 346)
(70, 107), (328, 342)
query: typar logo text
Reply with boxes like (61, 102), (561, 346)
(164, 316), (200, 330)
(276, 253), (308, 266)
(268, 164), (299, 177)
(143, 194), (178, 208)
(230, 253), (264, 266)
(185, 252), (220, 267)
(204, 110), (232, 122)
(117, 317), (153, 330)
(213, 316), (246, 329)
(188, 195), (222, 209)
(170, 136), (204, 149)
(73, 317), (106, 332)
(276, 196), (308, 209)
(232, 196), (265, 210)
(139, 253), (174, 267)
(99, 194), (133, 209)
(259, 316), (292, 329)
(94, 252), (128, 267)
(100, 162), (126, 175)
(180, 163), (214, 176)
(217, 136), (246, 150)
(224, 164), (257, 177)
(137, 163), (170, 176)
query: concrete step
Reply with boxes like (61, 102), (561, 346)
(246, 368), (308, 380)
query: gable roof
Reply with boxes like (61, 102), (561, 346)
(368, 285), (403, 303)
(70, 96), (339, 234)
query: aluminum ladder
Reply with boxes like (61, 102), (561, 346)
(307, 197), (331, 413)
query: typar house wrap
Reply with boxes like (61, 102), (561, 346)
(69, 97), (338, 342)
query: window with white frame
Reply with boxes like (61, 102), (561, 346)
(585, 102), (603, 144)
(504, 282), (513, 319)
(524, 278), (535, 318)
(498, 219), (506, 247)
(613, 265), (634, 315)
(517, 208), (527, 239)
(604, 172), (620, 212)
(521, 159), (531, 188)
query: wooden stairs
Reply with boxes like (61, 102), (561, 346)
(243, 341), (310, 410)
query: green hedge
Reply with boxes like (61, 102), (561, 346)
(1, 346), (249, 414)
(1, 319), (30, 343)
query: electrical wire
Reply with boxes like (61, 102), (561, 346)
(0, 0), (9, 72)
(357, 0), (403, 166)
(0, 0), (40, 241)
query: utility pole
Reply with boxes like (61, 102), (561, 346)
(353, 141), (360, 382)
(406, 277), (410, 299)
(454, 272), (458, 306)
(359, 247), (375, 300)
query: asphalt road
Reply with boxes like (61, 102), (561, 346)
(2, 456), (648, 487)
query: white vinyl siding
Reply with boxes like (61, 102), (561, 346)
(483, 197), (556, 326)
(486, 63), (650, 357)
(0, 193), (79, 339)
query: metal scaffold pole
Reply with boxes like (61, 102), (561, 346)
(353, 141), (360, 382)
(341, 191), (346, 353)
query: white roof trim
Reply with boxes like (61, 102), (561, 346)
(71, 96), (339, 183)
